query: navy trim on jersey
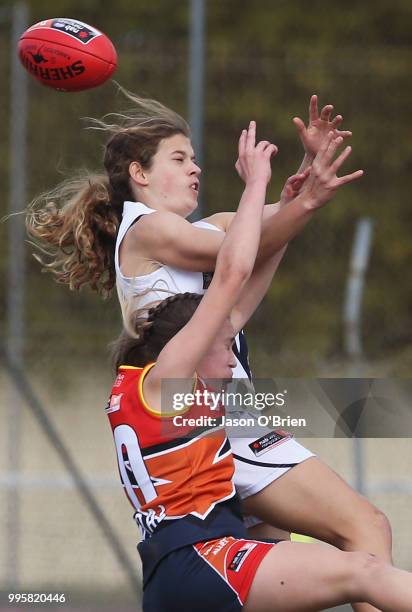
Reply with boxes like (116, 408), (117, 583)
(232, 330), (252, 381)
(202, 271), (213, 290)
(140, 420), (225, 457)
(120, 213), (143, 234)
(217, 437), (231, 458)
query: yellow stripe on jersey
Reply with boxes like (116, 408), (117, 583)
(137, 362), (197, 418)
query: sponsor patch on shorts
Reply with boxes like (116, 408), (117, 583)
(248, 430), (292, 457)
(228, 542), (257, 572)
(193, 536), (274, 605)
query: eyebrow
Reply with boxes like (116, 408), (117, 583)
(171, 149), (196, 160)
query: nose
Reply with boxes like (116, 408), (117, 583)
(190, 161), (201, 176)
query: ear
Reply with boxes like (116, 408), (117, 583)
(129, 161), (149, 187)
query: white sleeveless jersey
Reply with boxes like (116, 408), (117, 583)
(115, 201), (211, 309)
(114, 201), (250, 379)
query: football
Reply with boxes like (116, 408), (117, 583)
(18, 18), (117, 92)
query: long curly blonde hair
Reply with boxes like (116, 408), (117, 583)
(26, 86), (190, 297)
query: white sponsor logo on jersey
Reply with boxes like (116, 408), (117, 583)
(106, 393), (123, 414)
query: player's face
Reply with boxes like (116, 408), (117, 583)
(197, 319), (237, 383)
(145, 134), (201, 217)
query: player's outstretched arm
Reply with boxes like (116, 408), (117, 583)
(131, 99), (357, 277)
(144, 123), (276, 393)
(229, 170), (310, 333)
(295, 131), (363, 210)
(250, 94), (352, 212)
(293, 94), (352, 173)
(254, 127), (363, 263)
(215, 97), (355, 264)
(230, 132), (363, 333)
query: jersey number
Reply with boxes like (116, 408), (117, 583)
(113, 424), (157, 509)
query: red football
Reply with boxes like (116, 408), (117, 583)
(18, 18), (117, 92)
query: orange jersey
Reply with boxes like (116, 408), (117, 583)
(106, 364), (236, 536)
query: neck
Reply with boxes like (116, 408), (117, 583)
(133, 193), (194, 218)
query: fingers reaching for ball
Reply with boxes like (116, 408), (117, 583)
(236, 121), (278, 185)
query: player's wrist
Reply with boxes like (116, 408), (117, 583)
(303, 151), (315, 162)
(245, 173), (270, 185)
(295, 191), (319, 213)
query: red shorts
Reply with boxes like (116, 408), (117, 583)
(193, 536), (274, 606)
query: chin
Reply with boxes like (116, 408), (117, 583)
(188, 200), (198, 214)
(201, 377), (224, 390)
(220, 376), (233, 387)
(180, 201), (197, 219)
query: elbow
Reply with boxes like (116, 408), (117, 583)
(216, 259), (251, 288)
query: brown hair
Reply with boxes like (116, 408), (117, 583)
(111, 292), (202, 370)
(26, 86), (190, 297)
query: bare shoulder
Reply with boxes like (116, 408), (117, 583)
(127, 210), (189, 246)
(123, 209), (223, 271)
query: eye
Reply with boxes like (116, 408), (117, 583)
(173, 157), (184, 163)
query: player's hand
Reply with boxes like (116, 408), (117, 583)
(299, 131), (363, 210)
(279, 168), (311, 208)
(293, 95), (352, 159)
(235, 121), (278, 186)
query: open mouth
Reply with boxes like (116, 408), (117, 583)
(190, 182), (199, 192)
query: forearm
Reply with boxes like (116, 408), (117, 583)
(262, 154), (313, 220)
(231, 245), (287, 333)
(262, 202), (281, 216)
(256, 194), (314, 264)
(296, 152), (314, 175)
(216, 178), (267, 280)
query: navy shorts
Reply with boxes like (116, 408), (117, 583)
(143, 535), (275, 611)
